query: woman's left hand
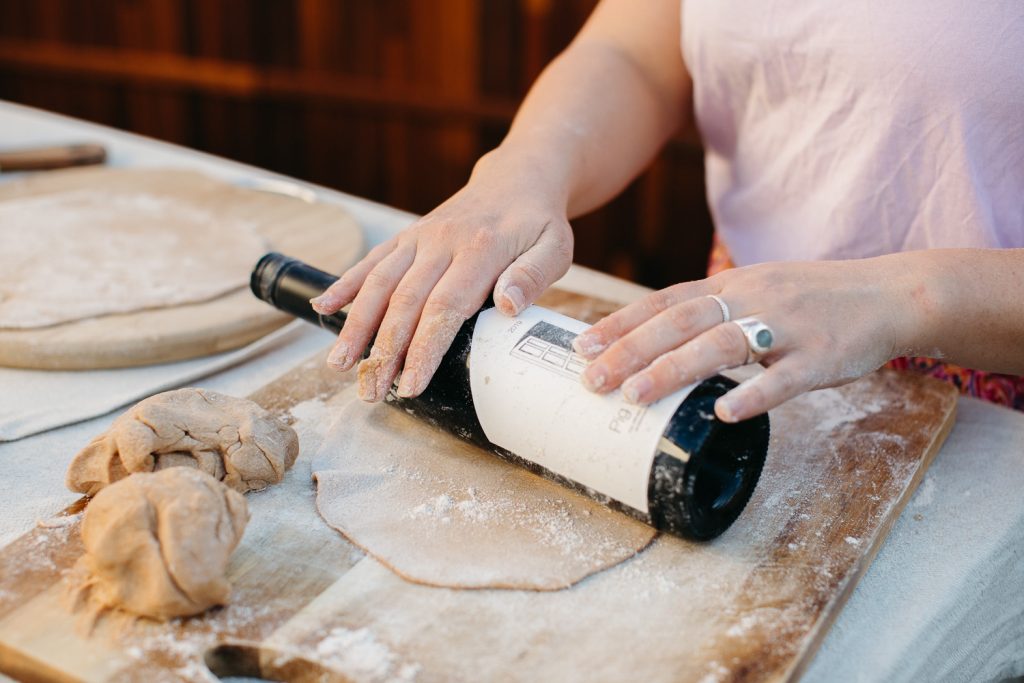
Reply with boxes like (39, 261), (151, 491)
(572, 256), (923, 422)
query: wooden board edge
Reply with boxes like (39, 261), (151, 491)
(0, 309), (292, 371)
(0, 641), (82, 683)
(780, 390), (959, 682)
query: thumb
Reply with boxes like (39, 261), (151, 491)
(493, 225), (573, 316)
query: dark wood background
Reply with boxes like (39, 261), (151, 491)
(0, 0), (714, 288)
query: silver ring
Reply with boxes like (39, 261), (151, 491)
(706, 295), (731, 323)
(733, 317), (774, 363)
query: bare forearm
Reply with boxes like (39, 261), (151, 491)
(897, 248), (1024, 374)
(477, 0), (690, 218)
(315, 0), (691, 401)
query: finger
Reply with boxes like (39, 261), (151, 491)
(572, 280), (714, 359)
(715, 356), (812, 422)
(619, 320), (751, 405)
(493, 224), (573, 316)
(311, 238), (399, 315)
(310, 237), (398, 314)
(396, 256), (499, 398)
(326, 247), (415, 372)
(355, 255), (451, 402)
(580, 296), (729, 393)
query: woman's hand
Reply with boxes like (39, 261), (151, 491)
(309, 149), (574, 402)
(305, 0), (694, 403)
(572, 256), (921, 422)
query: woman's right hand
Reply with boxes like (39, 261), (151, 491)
(309, 147), (575, 402)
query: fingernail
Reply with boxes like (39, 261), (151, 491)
(581, 366), (606, 392)
(572, 334), (607, 358)
(716, 396), (740, 423)
(327, 341), (351, 370)
(309, 294), (333, 314)
(499, 285), (526, 315)
(397, 370), (418, 398)
(622, 375), (652, 404)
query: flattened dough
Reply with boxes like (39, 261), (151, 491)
(0, 183), (266, 328)
(311, 392), (657, 591)
(73, 467), (249, 620)
(67, 388), (299, 495)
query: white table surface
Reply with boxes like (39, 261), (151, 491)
(2, 99), (1023, 683)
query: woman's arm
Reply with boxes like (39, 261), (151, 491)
(311, 0), (691, 401)
(902, 248), (1024, 374)
(505, 0), (693, 218)
(573, 248), (1024, 422)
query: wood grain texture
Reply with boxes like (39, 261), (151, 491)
(0, 289), (957, 682)
(0, 167), (363, 370)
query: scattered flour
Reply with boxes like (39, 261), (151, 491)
(36, 513), (82, 529)
(287, 397), (339, 455)
(288, 397), (332, 426)
(911, 476), (936, 509)
(696, 660), (731, 683)
(725, 612), (762, 637)
(810, 388), (885, 432)
(315, 627), (420, 683)
(404, 480), (629, 559)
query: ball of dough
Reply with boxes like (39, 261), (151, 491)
(76, 467), (249, 620)
(66, 387), (299, 496)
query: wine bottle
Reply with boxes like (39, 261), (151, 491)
(251, 252), (769, 540)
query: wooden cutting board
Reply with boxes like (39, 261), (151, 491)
(0, 289), (958, 683)
(0, 167), (364, 370)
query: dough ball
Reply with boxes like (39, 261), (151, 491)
(76, 467), (249, 620)
(67, 388), (299, 496)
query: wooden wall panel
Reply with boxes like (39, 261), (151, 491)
(0, 0), (713, 288)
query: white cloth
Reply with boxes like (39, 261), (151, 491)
(682, 0), (1024, 266)
(805, 397), (1024, 682)
(0, 321), (333, 442)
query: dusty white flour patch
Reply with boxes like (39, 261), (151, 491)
(911, 476), (936, 509)
(809, 388), (885, 432)
(288, 397), (332, 426)
(37, 512), (82, 529)
(287, 397), (339, 455)
(124, 624), (218, 681)
(404, 478), (633, 560)
(725, 612), (762, 637)
(315, 627), (420, 683)
(8, 523), (75, 574)
(111, 594), (290, 678)
(696, 660), (732, 683)
(802, 385), (884, 432)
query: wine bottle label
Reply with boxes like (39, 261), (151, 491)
(469, 306), (698, 514)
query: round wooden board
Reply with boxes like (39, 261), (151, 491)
(0, 167), (364, 370)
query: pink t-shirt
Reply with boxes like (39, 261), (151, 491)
(682, 0), (1024, 266)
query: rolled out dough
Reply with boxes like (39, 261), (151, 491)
(67, 388), (299, 496)
(71, 467), (249, 620)
(311, 393), (657, 591)
(0, 185), (266, 329)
